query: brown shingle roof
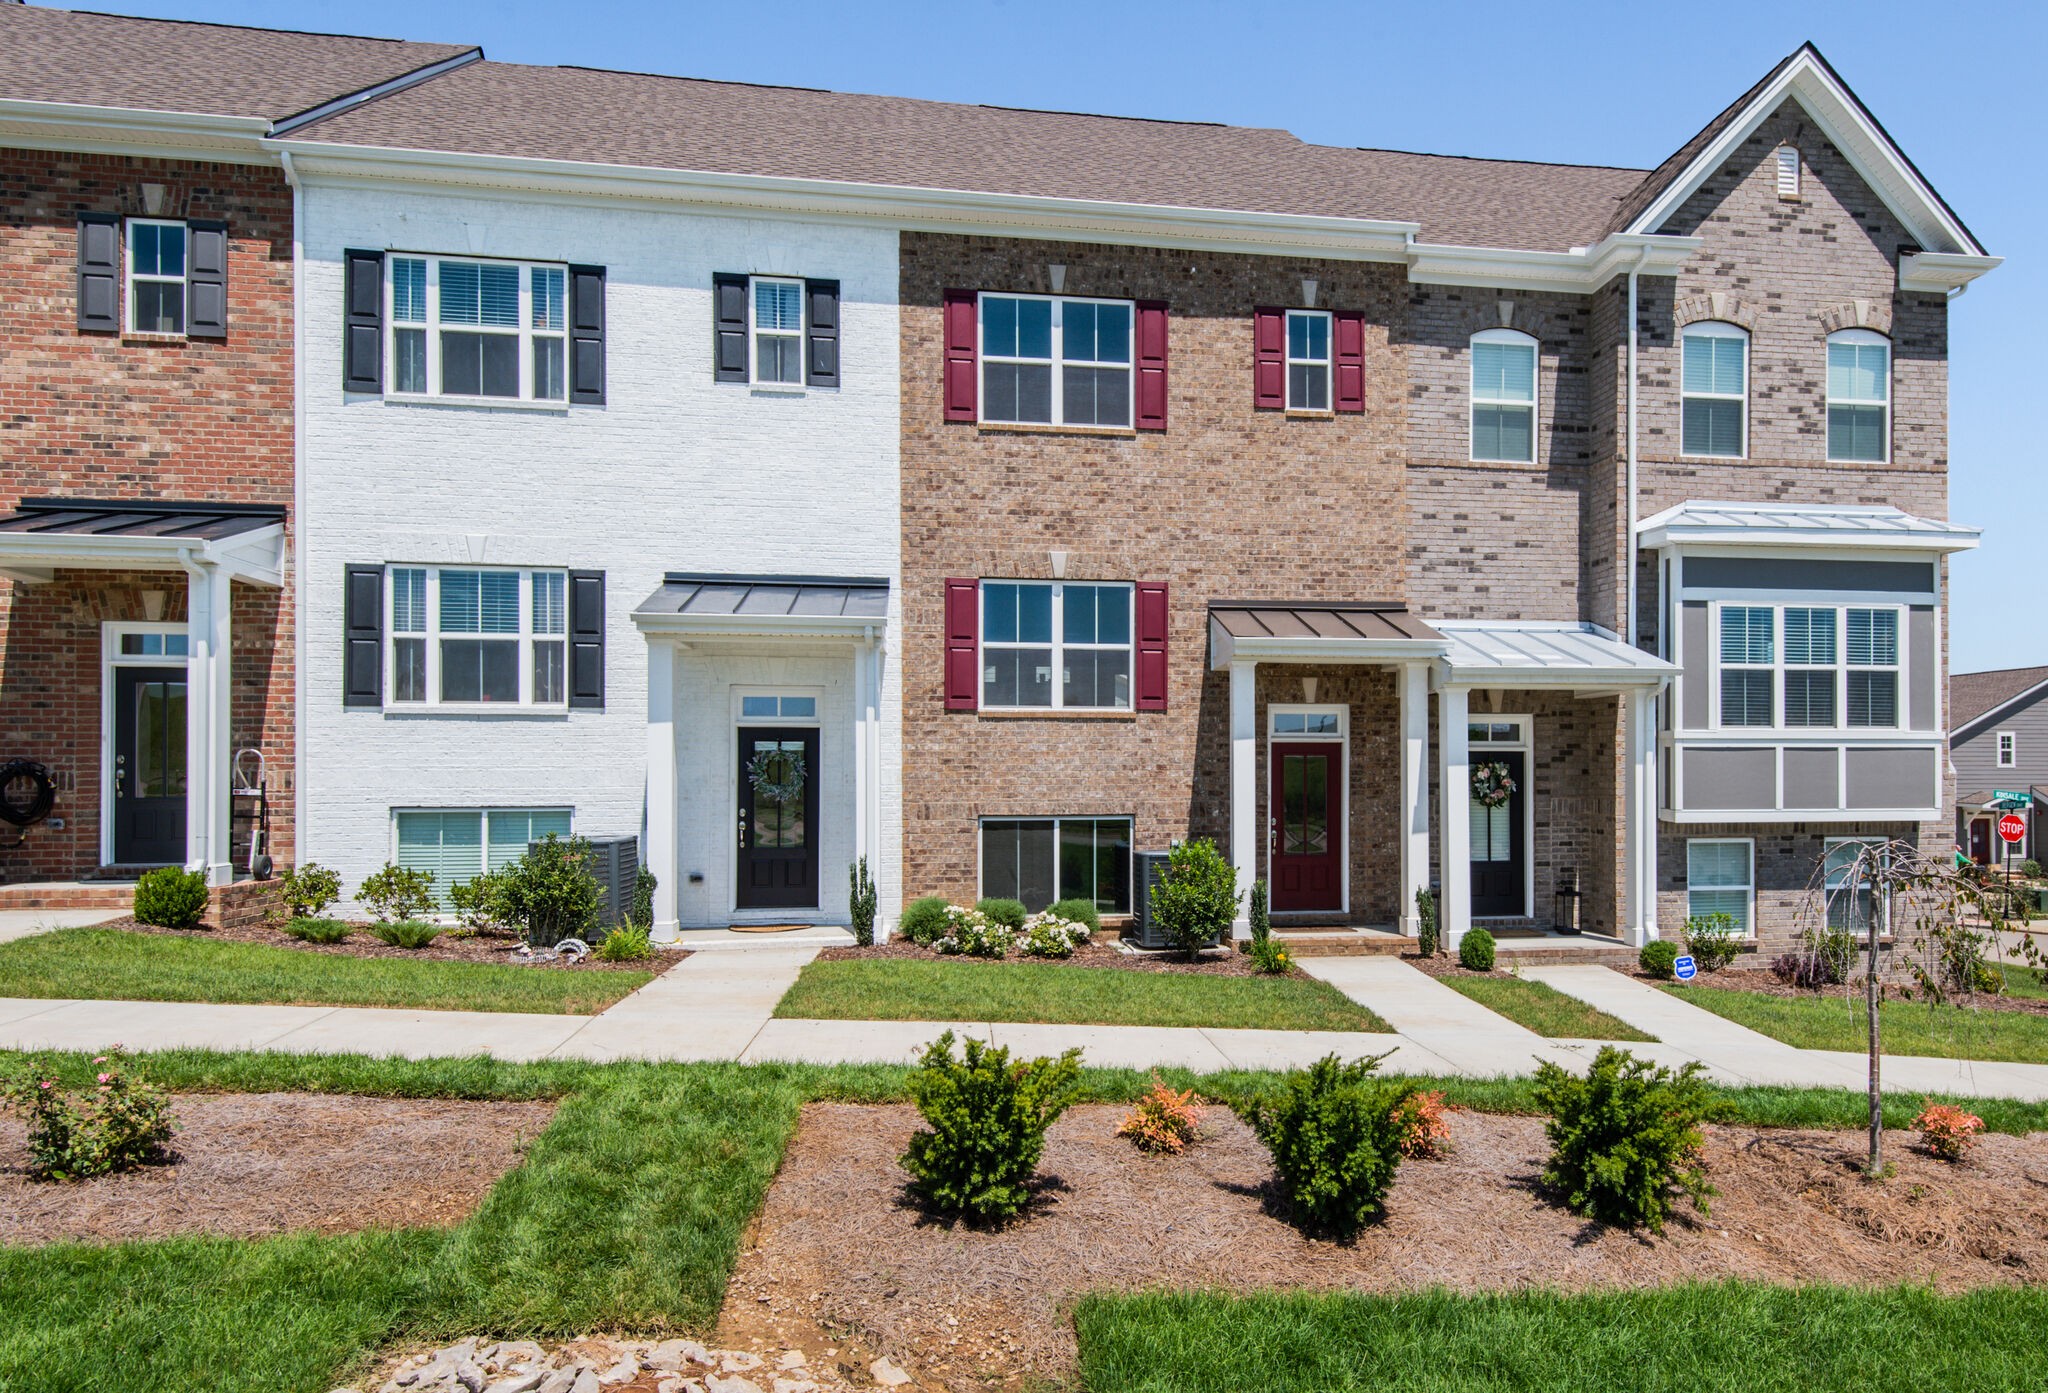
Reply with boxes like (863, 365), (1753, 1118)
(288, 61), (1649, 251)
(1953, 667), (2048, 731)
(1602, 49), (1800, 238)
(0, 7), (474, 124)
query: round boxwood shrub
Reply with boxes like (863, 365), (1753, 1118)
(1048, 897), (1101, 935)
(1639, 939), (1679, 979)
(132, 866), (208, 929)
(1457, 926), (1496, 972)
(975, 897), (1028, 932)
(898, 896), (952, 947)
(1239, 1052), (1417, 1238)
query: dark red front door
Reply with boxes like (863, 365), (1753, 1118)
(1270, 742), (1342, 912)
(1969, 818), (1992, 866)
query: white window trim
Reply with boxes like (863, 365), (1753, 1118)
(99, 621), (191, 868)
(385, 253), (569, 407)
(1463, 713), (1536, 919)
(975, 814), (1136, 915)
(978, 579), (1134, 712)
(1266, 703), (1352, 914)
(1284, 308), (1333, 412)
(1826, 328), (1891, 465)
(1686, 836), (1755, 938)
(1679, 321), (1748, 460)
(126, 217), (188, 337)
(389, 806), (575, 910)
(977, 292), (1135, 428)
(1708, 600), (1905, 735)
(1823, 834), (1890, 936)
(1997, 731), (2017, 768)
(1469, 327), (1538, 463)
(384, 564), (570, 712)
(748, 275), (806, 390)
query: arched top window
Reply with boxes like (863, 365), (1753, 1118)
(1681, 321), (1748, 458)
(1470, 328), (1537, 463)
(1827, 329), (1890, 463)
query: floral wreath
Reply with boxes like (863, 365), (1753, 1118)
(1471, 761), (1517, 810)
(746, 747), (807, 805)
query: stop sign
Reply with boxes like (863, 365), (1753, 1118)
(1998, 811), (2027, 844)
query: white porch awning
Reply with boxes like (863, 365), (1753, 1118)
(1435, 621), (1675, 693)
(1636, 500), (1980, 553)
(0, 498), (286, 586)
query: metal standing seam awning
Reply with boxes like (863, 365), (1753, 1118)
(1636, 500), (1981, 553)
(0, 498), (287, 586)
(1434, 620), (1677, 693)
(1208, 601), (1446, 667)
(631, 572), (890, 638)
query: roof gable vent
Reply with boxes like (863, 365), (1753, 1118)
(1775, 145), (1801, 201)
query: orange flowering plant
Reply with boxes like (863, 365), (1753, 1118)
(1116, 1074), (1203, 1154)
(1911, 1099), (1984, 1162)
(1392, 1088), (1454, 1159)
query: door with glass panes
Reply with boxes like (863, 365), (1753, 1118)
(736, 728), (820, 910)
(113, 666), (186, 864)
(1469, 749), (1526, 917)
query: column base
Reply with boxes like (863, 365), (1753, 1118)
(1231, 917), (1251, 941)
(650, 919), (681, 945)
(1621, 923), (1657, 948)
(1398, 915), (1420, 938)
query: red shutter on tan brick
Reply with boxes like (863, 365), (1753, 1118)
(1334, 310), (1365, 413)
(1135, 300), (1169, 431)
(944, 577), (980, 710)
(942, 290), (977, 422)
(1253, 307), (1284, 410)
(1135, 581), (1169, 711)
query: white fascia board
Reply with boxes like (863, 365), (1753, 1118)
(1624, 54), (1986, 259)
(1661, 806), (1943, 825)
(203, 531), (288, 588)
(1900, 251), (2003, 294)
(1405, 232), (1698, 293)
(1641, 527), (1980, 554)
(0, 524), (285, 587)
(0, 98), (272, 164)
(1207, 632), (1446, 670)
(630, 611), (883, 640)
(1437, 661), (1671, 691)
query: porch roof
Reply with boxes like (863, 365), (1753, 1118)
(632, 572), (890, 638)
(1636, 500), (1980, 553)
(1435, 621), (1675, 691)
(1207, 601), (1446, 667)
(0, 498), (287, 586)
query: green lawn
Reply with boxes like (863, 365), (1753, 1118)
(0, 928), (651, 1016)
(1438, 974), (1655, 1041)
(1075, 1286), (2048, 1393)
(773, 957), (1391, 1032)
(2000, 963), (2048, 1002)
(1666, 981), (2048, 1064)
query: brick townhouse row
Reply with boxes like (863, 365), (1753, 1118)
(0, 7), (1997, 955)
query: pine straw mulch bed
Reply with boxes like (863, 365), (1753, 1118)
(1632, 964), (2048, 1020)
(718, 1102), (2048, 1392)
(0, 1091), (556, 1248)
(99, 917), (684, 974)
(816, 940), (1276, 978)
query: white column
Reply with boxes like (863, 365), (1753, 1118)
(1229, 659), (1257, 939)
(1437, 684), (1471, 946)
(1623, 686), (1661, 946)
(852, 632), (880, 930)
(183, 563), (234, 885)
(644, 638), (680, 942)
(1398, 661), (1430, 936)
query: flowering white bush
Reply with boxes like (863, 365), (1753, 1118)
(935, 905), (1011, 958)
(1017, 911), (1092, 958)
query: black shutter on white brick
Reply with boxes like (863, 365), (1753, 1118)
(76, 213), (121, 333)
(568, 570), (606, 710)
(343, 565), (384, 708)
(343, 249), (384, 393)
(568, 264), (606, 405)
(805, 278), (840, 388)
(185, 220), (229, 339)
(712, 272), (748, 382)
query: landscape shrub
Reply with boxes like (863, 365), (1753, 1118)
(631, 865), (657, 927)
(1531, 1046), (1715, 1234)
(1912, 1098), (1985, 1162)
(2021, 859), (2043, 879)
(370, 920), (442, 950)
(595, 923), (653, 962)
(132, 866), (208, 930)
(898, 896), (952, 947)
(1049, 897), (1101, 935)
(1017, 911), (1090, 959)
(1392, 1089), (1454, 1159)
(278, 862), (342, 920)
(1639, 940), (1679, 979)
(849, 857), (878, 947)
(1457, 927), (1496, 972)
(0, 1048), (175, 1181)
(447, 870), (513, 935)
(1247, 935), (1291, 975)
(900, 1031), (1083, 1225)
(1770, 951), (1831, 989)
(1248, 879), (1270, 945)
(1239, 1052), (1416, 1238)
(356, 864), (436, 925)
(1151, 837), (1240, 957)
(1415, 887), (1439, 958)
(975, 897), (1028, 931)
(497, 834), (603, 947)
(1116, 1074), (1203, 1154)
(935, 905), (1010, 958)
(1682, 912), (1743, 973)
(284, 917), (350, 944)
(1925, 920), (2006, 999)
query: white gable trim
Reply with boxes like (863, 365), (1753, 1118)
(1952, 675), (2048, 742)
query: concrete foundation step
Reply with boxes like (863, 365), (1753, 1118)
(1270, 930), (1411, 957)
(0, 881), (137, 911)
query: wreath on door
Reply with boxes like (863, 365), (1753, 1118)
(747, 747), (807, 806)
(1471, 761), (1517, 809)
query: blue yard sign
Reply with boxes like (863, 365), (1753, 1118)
(1673, 954), (1697, 981)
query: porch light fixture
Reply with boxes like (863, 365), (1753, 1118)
(1301, 277), (1318, 308)
(140, 589), (166, 622)
(140, 183), (167, 215)
(1047, 264), (1066, 293)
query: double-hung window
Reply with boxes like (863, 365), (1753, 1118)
(1470, 329), (1537, 462)
(1845, 607), (1899, 728)
(981, 816), (1133, 913)
(395, 807), (572, 905)
(751, 277), (804, 384)
(386, 566), (568, 708)
(127, 219), (188, 334)
(1782, 607), (1837, 727)
(1824, 836), (1886, 933)
(387, 255), (568, 403)
(980, 580), (1132, 710)
(1998, 732), (2018, 768)
(1827, 330), (1890, 462)
(1718, 606), (1776, 727)
(980, 294), (1132, 427)
(1286, 309), (1332, 411)
(1681, 322), (1747, 457)
(1686, 839), (1753, 936)
(1715, 603), (1902, 730)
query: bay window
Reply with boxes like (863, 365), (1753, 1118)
(387, 255), (568, 403)
(980, 294), (1132, 427)
(980, 580), (1132, 710)
(1827, 330), (1889, 463)
(1714, 602), (1902, 731)
(980, 816), (1133, 913)
(387, 565), (568, 708)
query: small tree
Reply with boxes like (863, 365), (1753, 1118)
(1415, 887), (1439, 959)
(848, 856), (878, 947)
(1150, 837), (1240, 959)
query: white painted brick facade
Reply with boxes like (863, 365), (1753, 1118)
(296, 182), (900, 925)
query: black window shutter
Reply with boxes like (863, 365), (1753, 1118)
(805, 278), (840, 388)
(76, 212), (121, 332)
(186, 220), (229, 339)
(568, 570), (606, 710)
(343, 249), (384, 393)
(713, 272), (749, 382)
(568, 264), (606, 405)
(343, 565), (384, 708)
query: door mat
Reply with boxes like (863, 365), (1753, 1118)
(726, 923), (815, 934)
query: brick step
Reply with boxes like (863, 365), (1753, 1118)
(0, 882), (136, 911)
(1493, 944), (1639, 965)
(1271, 932), (1411, 957)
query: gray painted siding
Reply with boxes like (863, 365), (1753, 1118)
(1683, 746), (1776, 809)
(1953, 683), (2048, 797)
(1783, 746), (1838, 809)
(1680, 557), (1936, 594)
(1845, 747), (1938, 810)
(1908, 606), (1936, 731)
(1680, 601), (1708, 730)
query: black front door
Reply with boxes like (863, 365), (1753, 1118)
(1469, 750), (1526, 917)
(736, 726), (820, 911)
(114, 665), (187, 865)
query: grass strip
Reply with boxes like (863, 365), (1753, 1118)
(1664, 981), (2048, 1065)
(0, 928), (649, 1016)
(772, 957), (1391, 1032)
(1437, 973), (1655, 1041)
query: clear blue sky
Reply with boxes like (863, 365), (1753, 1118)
(66, 0), (2047, 674)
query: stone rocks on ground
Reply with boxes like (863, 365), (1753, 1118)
(333, 1334), (918, 1393)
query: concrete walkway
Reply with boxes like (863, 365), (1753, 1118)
(0, 908), (118, 944)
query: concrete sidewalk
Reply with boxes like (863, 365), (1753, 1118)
(0, 909), (118, 945)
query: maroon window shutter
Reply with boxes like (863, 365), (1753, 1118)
(1135, 300), (1169, 431)
(944, 577), (980, 710)
(1134, 582), (1169, 711)
(1252, 308), (1284, 410)
(1333, 310), (1366, 413)
(942, 290), (977, 422)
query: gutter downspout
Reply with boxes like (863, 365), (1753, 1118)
(1624, 246), (1647, 647)
(279, 148), (305, 876)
